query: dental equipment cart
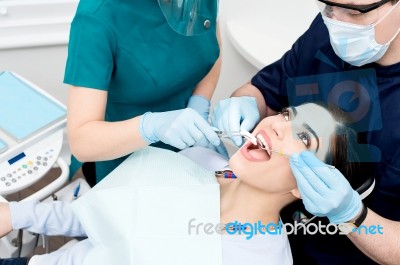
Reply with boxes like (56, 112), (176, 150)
(0, 71), (69, 258)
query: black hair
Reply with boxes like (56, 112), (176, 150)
(321, 103), (375, 190)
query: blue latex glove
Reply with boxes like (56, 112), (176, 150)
(211, 96), (260, 146)
(187, 95), (229, 158)
(187, 95), (210, 121)
(290, 151), (362, 224)
(140, 108), (220, 150)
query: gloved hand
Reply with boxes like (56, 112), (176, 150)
(290, 151), (362, 224)
(140, 108), (220, 150)
(187, 95), (210, 121)
(211, 96), (260, 146)
(187, 95), (228, 157)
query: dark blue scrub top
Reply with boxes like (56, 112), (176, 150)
(252, 14), (400, 264)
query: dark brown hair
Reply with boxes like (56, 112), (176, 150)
(321, 103), (375, 189)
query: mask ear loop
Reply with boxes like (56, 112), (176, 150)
(372, 0), (400, 27)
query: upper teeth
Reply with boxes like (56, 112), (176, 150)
(256, 134), (271, 156)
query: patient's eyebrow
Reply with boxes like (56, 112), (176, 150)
(303, 123), (320, 152)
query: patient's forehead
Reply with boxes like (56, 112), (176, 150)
(292, 103), (337, 160)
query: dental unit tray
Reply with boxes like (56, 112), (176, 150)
(0, 71), (69, 200)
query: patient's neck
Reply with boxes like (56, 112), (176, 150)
(218, 179), (293, 225)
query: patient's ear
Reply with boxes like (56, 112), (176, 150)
(290, 188), (301, 199)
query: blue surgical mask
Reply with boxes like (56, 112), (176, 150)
(322, 2), (400, 66)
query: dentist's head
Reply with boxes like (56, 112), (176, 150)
(316, 0), (400, 66)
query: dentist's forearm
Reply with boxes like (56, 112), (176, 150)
(348, 209), (400, 265)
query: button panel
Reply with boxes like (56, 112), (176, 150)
(0, 148), (55, 190)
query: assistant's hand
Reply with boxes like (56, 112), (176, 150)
(187, 95), (210, 121)
(290, 151), (362, 224)
(140, 108), (220, 150)
(187, 95), (229, 158)
(211, 96), (260, 146)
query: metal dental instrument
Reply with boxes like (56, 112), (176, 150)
(214, 129), (284, 155)
(214, 128), (335, 168)
(214, 129), (258, 145)
(256, 136), (336, 168)
(255, 135), (335, 168)
(214, 129), (288, 156)
(254, 135), (292, 158)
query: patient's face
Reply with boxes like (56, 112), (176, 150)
(229, 103), (337, 194)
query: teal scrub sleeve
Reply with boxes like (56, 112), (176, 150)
(64, 13), (116, 90)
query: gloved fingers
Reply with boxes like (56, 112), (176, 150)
(174, 108), (215, 145)
(187, 123), (206, 142)
(240, 105), (260, 132)
(290, 157), (328, 202)
(226, 106), (243, 146)
(210, 99), (227, 130)
(240, 117), (258, 133)
(160, 123), (193, 149)
(308, 166), (351, 192)
(216, 101), (231, 133)
(291, 159), (334, 216)
(193, 116), (221, 146)
(290, 154), (334, 198)
(290, 159), (324, 214)
(179, 129), (196, 148)
(298, 151), (327, 167)
(300, 192), (323, 216)
(299, 151), (349, 190)
(192, 137), (210, 148)
(168, 136), (190, 150)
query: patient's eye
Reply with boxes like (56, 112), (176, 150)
(280, 108), (290, 121)
(297, 132), (311, 148)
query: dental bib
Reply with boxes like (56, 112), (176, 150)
(71, 147), (222, 265)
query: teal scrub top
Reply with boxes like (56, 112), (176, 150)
(64, 0), (219, 182)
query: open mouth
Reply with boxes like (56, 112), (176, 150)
(240, 131), (272, 162)
(256, 134), (272, 156)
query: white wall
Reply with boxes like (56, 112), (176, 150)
(211, 0), (259, 107)
(0, 0), (78, 105)
(0, 0), (318, 107)
(213, 0), (319, 107)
